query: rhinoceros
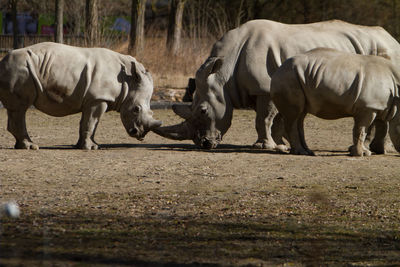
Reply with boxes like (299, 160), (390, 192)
(270, 48), (400, 156)
(0, 42), (161, 150)
(152, 19), (400, 150)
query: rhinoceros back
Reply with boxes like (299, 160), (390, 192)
(27, 43), (102, 103)
(273, 48), (398, 119)
(2, 43), (128, 116)
(204, 20), (400, 101)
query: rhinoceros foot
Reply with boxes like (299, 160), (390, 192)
(75, 139), (99, 150)
(275, 144), (289, 153)
(253, 139), (288, 152)
(349, 145), (371, 157)
(289, 147), (315, 156)
(14, 140), (39, 150)
(369, 140), (386, 155)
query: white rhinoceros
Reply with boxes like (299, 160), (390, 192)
(152, 19), (400, 150)
(0, 42), (161, 150)
(270, 48), (400, 156)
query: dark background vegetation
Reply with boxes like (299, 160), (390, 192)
(2, 0), (400, 79)
(2, 0), (400, 41)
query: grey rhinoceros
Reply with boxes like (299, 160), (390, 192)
(152, 19), (400, 150)
(271, 48), (400, 156)
(0, 42), (161, 150)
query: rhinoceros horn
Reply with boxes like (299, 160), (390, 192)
(147, 118), (163, 129)
(172, 104), (192, 120)
(152, 120), (193, 140)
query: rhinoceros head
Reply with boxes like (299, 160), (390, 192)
(120, 61), (162, 140)
(152, 57), (233, 149)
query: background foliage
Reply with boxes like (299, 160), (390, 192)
(2, 0), (400, 39)
(2, 0), (400, 78)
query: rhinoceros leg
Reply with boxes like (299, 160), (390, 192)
(75, 101), (107, 150)
(349, 112), (376, 157)
(271, 113), (289, 151)
(369, 119), (388, 154)
(7, 109), (39, 150)
(284, 111), (314, 156)
(364, 122), (376, 148)
(253, 96), (278, 150)
(297, 112), (313, 154)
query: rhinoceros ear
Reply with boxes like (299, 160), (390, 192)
(172, 104), (192, 120)
(130, 61), (142, 82)
(210, 57), (223, 74)
(200, 57), (223, 75)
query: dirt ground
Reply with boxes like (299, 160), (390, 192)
(1, 108), (400, 266)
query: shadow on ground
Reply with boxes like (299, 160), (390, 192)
(95, 143), (290, 155)
(1, 212), (400, 266)
(37, 143), (285, 155)
(0, 143), (372, 157)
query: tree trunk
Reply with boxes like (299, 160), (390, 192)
(319, 0), (327, 21)
(303, 0), (311, 23)
(55, 0), (64, 43)
(129, 0), (146, 55)
(166, 0), (186, 56)
(86, 0), (98, 46)
(236, 0), (245, 27)
(68, 0), (82, 36)
(10, 0), (23, 49)
(393, 0), (399, 38)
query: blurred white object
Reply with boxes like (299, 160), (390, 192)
(0, 202), (20, 218)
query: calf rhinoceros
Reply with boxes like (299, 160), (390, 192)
(152, 19), (400, 150)
(270, 48), (400, 156)
(0, 42), (161, 150)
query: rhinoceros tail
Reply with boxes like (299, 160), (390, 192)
(25, 49), (44, 94)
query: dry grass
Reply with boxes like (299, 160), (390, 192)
(113, 33), (215, 90)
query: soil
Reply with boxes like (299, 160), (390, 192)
(1, 108), (400, 266)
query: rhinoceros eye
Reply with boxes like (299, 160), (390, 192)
(133, 105), (141, 113)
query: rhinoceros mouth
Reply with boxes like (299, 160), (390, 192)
(128, 127), (148, 141)
(129, 127), (138, 136)
(195, 131), (222, 149)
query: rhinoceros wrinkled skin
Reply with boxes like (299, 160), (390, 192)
(152, 19), (400, 150)
(270, 48), (400, 157)
(0, 42), (161, 150)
